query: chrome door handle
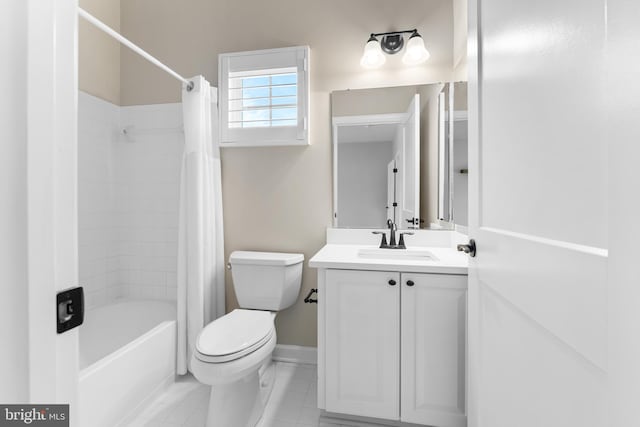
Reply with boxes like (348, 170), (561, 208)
(457, 239), (476, 257)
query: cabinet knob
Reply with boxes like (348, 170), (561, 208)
(388, 279), (396, 286)
(406, 280), (415, 287)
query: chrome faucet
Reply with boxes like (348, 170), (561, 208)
(372, 220), (414, 249)
(387, 219), (397, 247)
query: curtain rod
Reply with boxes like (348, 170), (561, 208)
(78, 8), (194, 91)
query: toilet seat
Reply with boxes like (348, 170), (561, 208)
(195, 309), (275, 363)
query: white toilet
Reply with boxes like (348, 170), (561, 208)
(190, 250), (304, 427)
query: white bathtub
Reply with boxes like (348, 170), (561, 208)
(79, 299), (176, 427)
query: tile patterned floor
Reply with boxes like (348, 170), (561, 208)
(122, 362), (352, 427)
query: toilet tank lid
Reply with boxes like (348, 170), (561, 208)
(230, 251), (304, 266)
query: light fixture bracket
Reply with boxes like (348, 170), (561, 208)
(381, 34), (404, 54)
(370, 29), (418, 55)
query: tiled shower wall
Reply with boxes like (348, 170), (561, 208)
(78, 92), (119, 308)
(79, 92), (183, 308)
(116, 103), (183, 302)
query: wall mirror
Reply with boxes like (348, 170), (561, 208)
(331, 82), (468, 230)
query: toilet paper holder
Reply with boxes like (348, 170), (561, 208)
(303, 288), (318, 304)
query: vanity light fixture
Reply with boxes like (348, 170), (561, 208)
(360, 34), (387, 68)
(360, 29), (430, 69)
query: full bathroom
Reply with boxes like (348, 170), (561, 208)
(1, 0), (639, 427)
(74, 1), (470, 425)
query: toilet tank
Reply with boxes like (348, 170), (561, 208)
(229, 251), (304, 311)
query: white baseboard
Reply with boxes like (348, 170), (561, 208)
(272, 344), (317, 365)
(322, 411), (425, 427)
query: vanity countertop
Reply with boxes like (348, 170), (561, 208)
(309, 244), (468, 275)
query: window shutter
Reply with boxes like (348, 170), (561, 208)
(219, 46), (310, 146)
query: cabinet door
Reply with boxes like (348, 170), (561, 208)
(401, 273), (467, 427)
(325, 269), (400, 420)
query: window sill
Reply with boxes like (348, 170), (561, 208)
(219, 139), (309, 148)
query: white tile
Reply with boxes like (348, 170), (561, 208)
(298, 406), (322, 425)
(124, 364), (320, 427)
(139, 270), (154, 286)
(124, 270), (141, 286)
(182, 406), (207, 427)
(93, 288), (107, 306)
(129, 285), (145, 298)
(106, 271), (119, 287)
(106, 285), (122, 302)
(273, 400), (303, 422)
(164, 287), (177, 301)
(163, 402), (193, 425)
(151, 286), (167, 300)
(261, 421), (298, 427)
(166, 271), (178, 287)
(107, 256), (120, 273)
(303, 385), (318, 408)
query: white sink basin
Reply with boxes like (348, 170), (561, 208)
(358, 248), (439, 261)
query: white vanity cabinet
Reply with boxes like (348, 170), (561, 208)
(400, 273), (467, 427)
(325, 269), (401, 420)
(319, 268), (467, 427)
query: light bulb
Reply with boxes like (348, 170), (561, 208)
(402, 34), (430, 65)
(360, 38), (386, 69)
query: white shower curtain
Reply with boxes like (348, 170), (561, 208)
(177, 75), (225, 374)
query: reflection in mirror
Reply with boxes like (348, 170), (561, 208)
(450, 82), (468, 226)
(331, 82), (467, 230)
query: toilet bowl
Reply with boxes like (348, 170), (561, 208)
(190, 251), (304, 427)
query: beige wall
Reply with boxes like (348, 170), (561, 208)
(119, 0), (454, 104)
(116, 0), (455, 346)
(332, 86), (422, 117)
(79, 0), (121, 104)
(454, 81), (468, 111)
(453, 0), (468, 80)
(418, 84), (446, 226)
(453, 57), (468, 82)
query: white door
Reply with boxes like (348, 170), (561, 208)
(606, 1), (640, 425)
(325, 269), (400, 420)
(399, 94), (420, 228)
(467, 0), (607, 426)
(401, 273), (467, 427)
(27, 1), (79, 423)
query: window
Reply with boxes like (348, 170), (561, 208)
(228, 68), (298, 128)
(219, 46), (310, 146)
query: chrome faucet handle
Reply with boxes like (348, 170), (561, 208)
(372, 231), (389, 248)
(397, 232), (414, 249)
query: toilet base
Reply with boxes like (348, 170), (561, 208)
(205, 359), (275, 427)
